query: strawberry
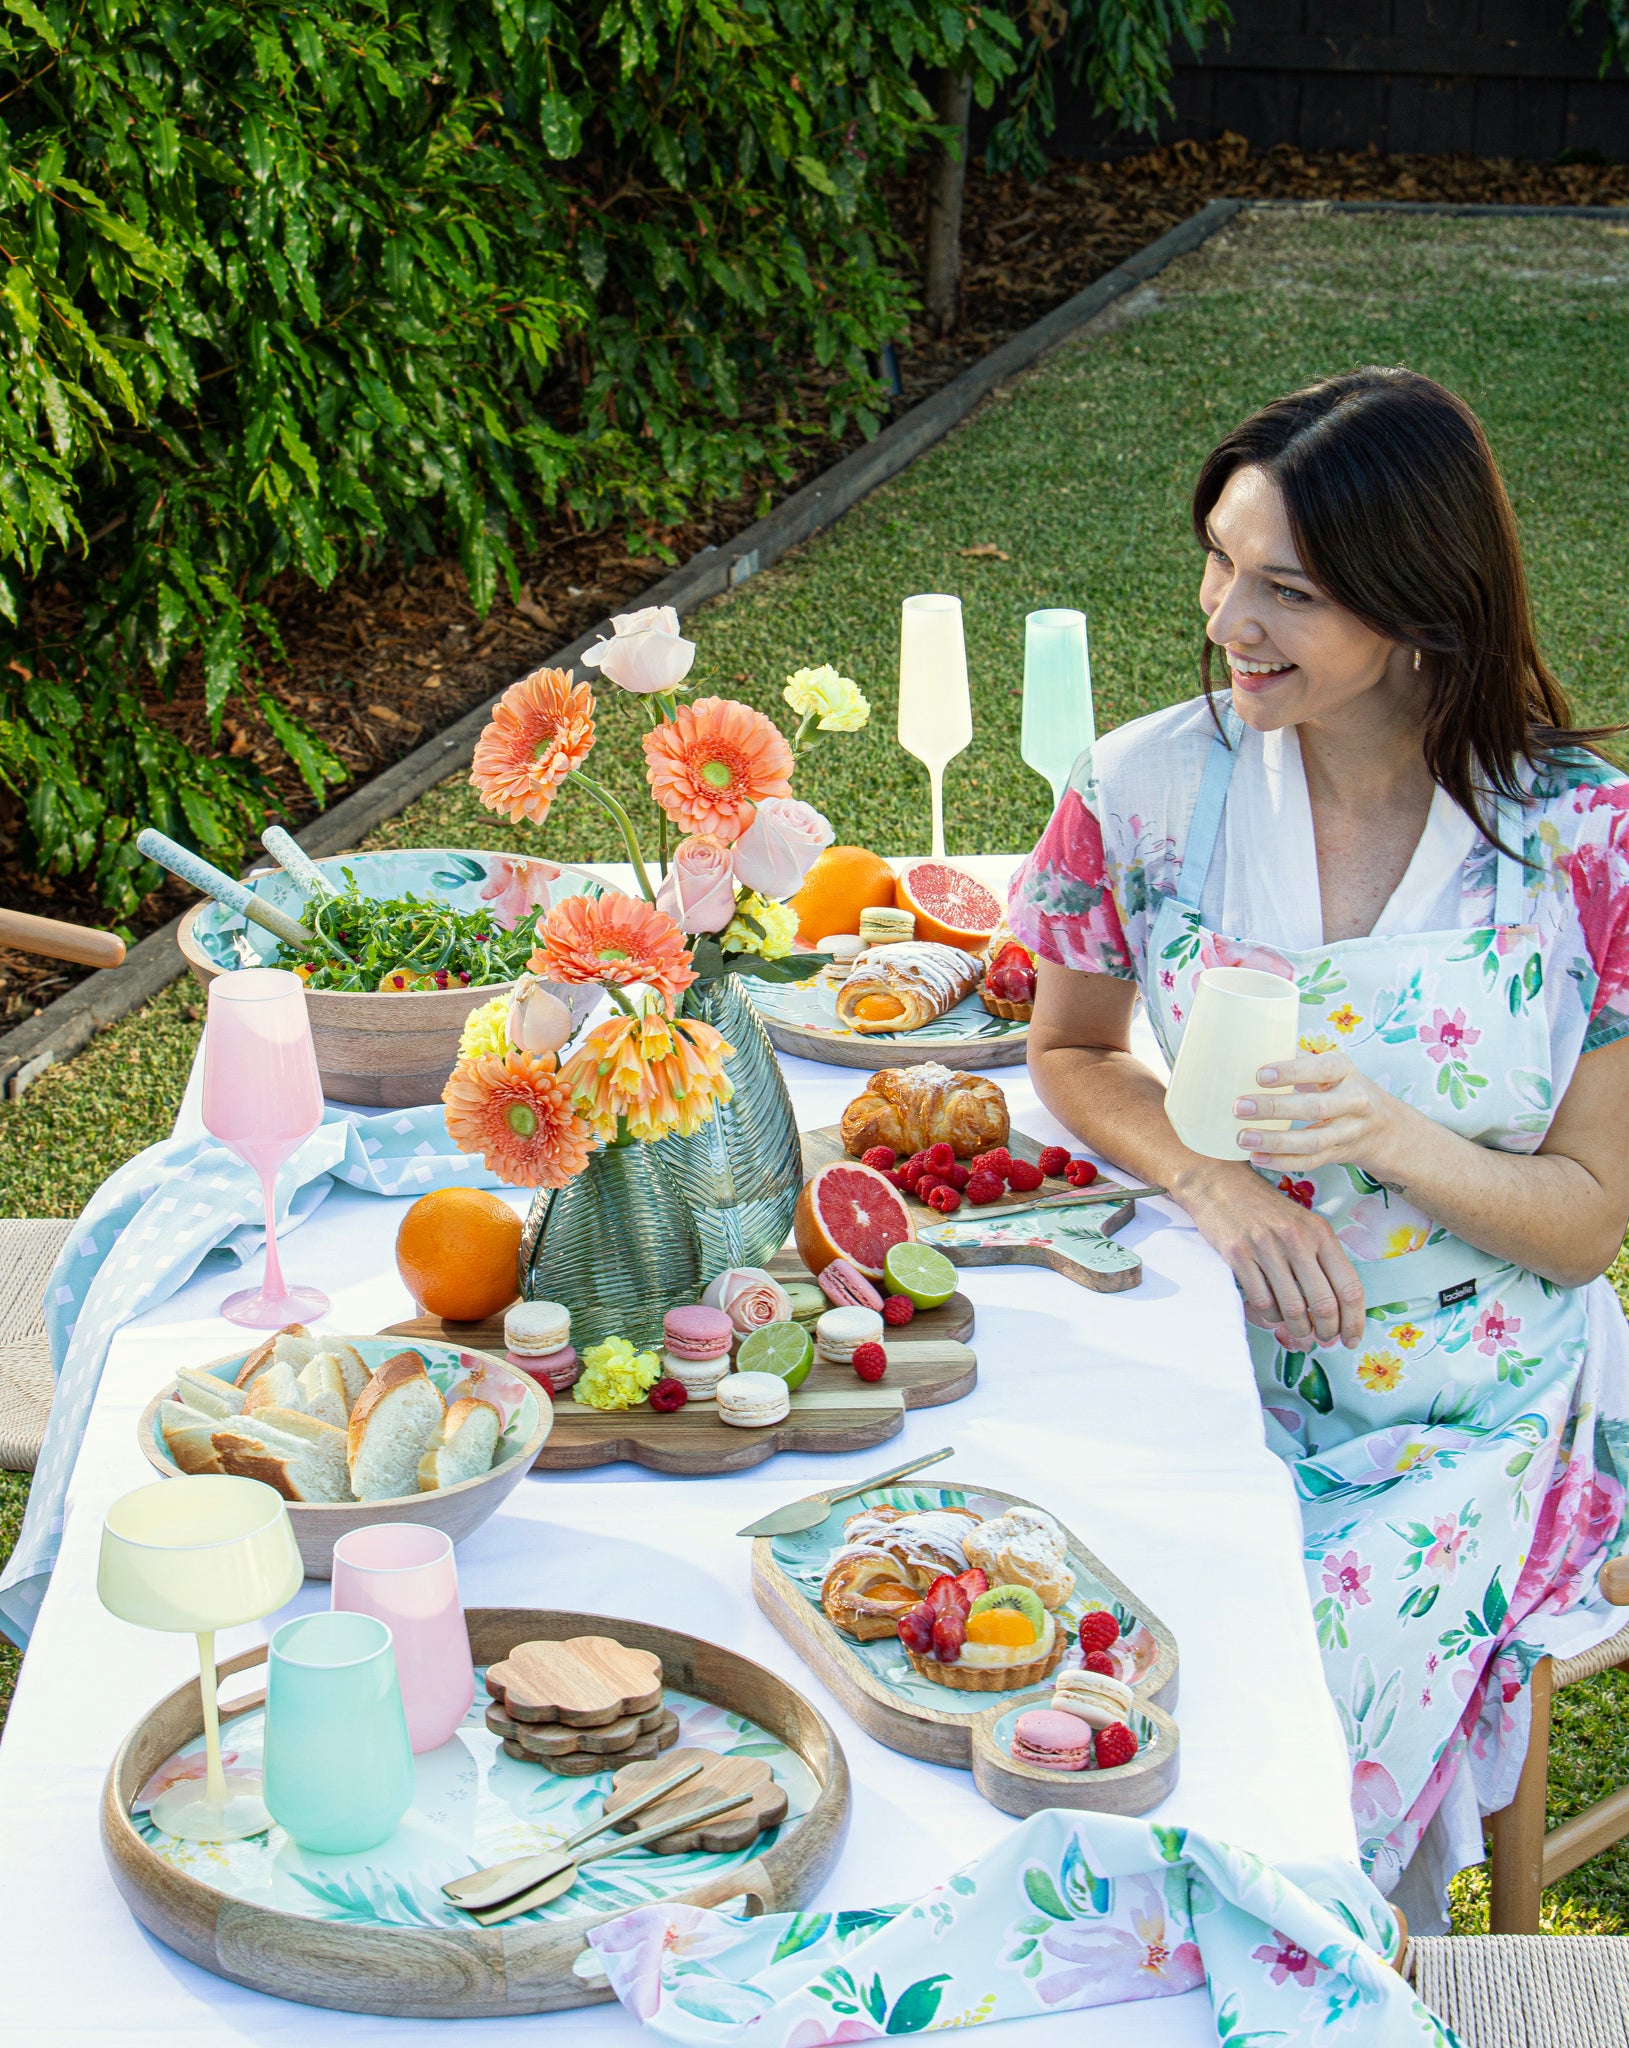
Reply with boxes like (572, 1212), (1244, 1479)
(1066, 1158), (1099, 1188)
(1007, 1158), (1045, 1193)
(965, 1171), (1005, 1206)
(1078, 1611), (1121, 1656)
(648, 1377), (688, 1413)
(924, 1573), (966, 1615)
(1038, 1145), (1070, 1177)
(851, 1342), (887, 1381)
(926, 1185), (962, 1215)
(1095, 1723), (1138, 1769)
(861, 1145), (897, 1172)
(970, 1147), (1012, 1181)
(955, 1567), (988, 1601)
(925, 1141), (956, 1174)
(882, 1293), (915, 1327)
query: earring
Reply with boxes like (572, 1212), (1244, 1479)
(1413, 649), (1422, 672)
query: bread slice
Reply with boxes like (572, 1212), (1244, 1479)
(418, 1397), (502, 1492)
(212, 1411), (353, 1504)
(244, 1358), (305, 1418)
(175, 1369), (243, 1420)
(160, 1402), (227, 1474)
(297, 1352), (350, 1430)
(327, 1341), (370, 1411)
(349, 1350), (446, 1502)
(234, 1322), (312, 1389)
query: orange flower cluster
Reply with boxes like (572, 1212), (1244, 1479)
(441, 1050), (596, 1188)
(470, 667), (596, 826)
(561, 1009), (734, 1144)
(532, 894), (695, 1004)
(642, 696), (793, 842)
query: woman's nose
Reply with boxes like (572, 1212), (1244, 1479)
(1206, 582), (1262, 649)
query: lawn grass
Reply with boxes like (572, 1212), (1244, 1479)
(5, 207), (1629, 1932)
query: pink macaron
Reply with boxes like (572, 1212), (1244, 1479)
(663, 1305), (734, 1362)
(818, 1257), (885, 1313)
(1011, 1709), (1093, 1772)
(508, 1345), (579, 1395)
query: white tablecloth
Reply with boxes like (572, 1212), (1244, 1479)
(0, 988), (1358, 2044)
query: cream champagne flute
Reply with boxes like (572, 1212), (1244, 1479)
(1163, 966), (1301, 1160)
(202, 966), (329, 1327)
(98, 1476), (303, 1841)
(1021, 608), (1094, 805)
(898, 593), (973, 858)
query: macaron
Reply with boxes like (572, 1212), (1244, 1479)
(815, 1306), (884, 1365)
(858, 906), (915, 946)
(1051, 1668), (1135, 1731)
(661, 1352), (730, 1401)
(1010, 1709), (1093, 1773)
(716, 1370), (791, 1429)
(663, 1305), (734, 1363)
(506, 1299), (570, 1357)
(816, 934), (867, 962)
(782, 1281), (827, 1327)
(818, 1257), (885, 1313)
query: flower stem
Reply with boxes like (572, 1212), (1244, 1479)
(566, 771), (657, 903)
(604, 984), (638, 1016)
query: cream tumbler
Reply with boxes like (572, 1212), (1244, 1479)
(1163, 966), (1301, 1160)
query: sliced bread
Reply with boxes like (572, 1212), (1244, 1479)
(243, 1358), (304, 1418)
(297, 1352), (350, 1430)
(234, 1321), (312, 1389)
(417, 1397), (502, 1492)
(175, 1369), (243, 1420)
(212, 1411), (353, 1504)
(349, 1350), (446, 1502)
(328, 1341), (371, 1411)
(160, 1402), (227, 1474)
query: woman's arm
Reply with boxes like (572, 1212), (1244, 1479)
(1237, 1034), (1629, 1288)
(1028, 958), (1368, 1352)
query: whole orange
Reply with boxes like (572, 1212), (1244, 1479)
(787, 845), (897, 946)
(395, 1187), (522, 1322)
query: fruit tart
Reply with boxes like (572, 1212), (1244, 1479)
(981, 931), (1037, 1022)
(898, 1580), (1067, 1693)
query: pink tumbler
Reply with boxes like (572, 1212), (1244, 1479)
(330, 1524), (475, 1752)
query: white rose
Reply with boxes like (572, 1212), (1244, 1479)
(580, 606), (697, 695)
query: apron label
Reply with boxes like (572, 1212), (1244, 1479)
(1438, 1278), (1478, 1310)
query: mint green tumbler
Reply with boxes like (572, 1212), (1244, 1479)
(263, 1610), (414, 1854)
(1021, 607), (1095, 805)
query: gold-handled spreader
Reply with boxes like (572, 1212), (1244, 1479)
(735, 1444), (956, 1540)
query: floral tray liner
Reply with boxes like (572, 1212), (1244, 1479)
(747, 971), (1026, 1050)
(770, 1484), (1163, 1718)
(132, 1681), (819, 1929)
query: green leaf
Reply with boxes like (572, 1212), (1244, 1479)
(538, 93), (581, 159)
(794, 154), (837, 196)
(1022, 1865), (1072, 1920)
(2, 0), (60, 49)
(885, 1975), (951, 2033)
(258, 695), (345, 802)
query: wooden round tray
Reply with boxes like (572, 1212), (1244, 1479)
(748, 973), (1028, 1072)
(102, 1608), (850, 2019)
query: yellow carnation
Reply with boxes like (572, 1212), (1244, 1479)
(574, 1337), (662, 1411)
(722, 892), (800, 960)
(457, 993), (513, 1061)
(783, 664), (869, 733)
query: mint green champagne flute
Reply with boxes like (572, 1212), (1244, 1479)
(1021, 607), (1095, 806)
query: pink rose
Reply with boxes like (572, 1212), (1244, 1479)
(702, 1265), (792, 1334)
(655, 835), (739, 934)
(580, 605), (696, 695)
(731, 797), (834, 899)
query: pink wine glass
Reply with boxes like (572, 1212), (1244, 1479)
(202, 968), (330, 1328)
(330, 1524), (475, 1751)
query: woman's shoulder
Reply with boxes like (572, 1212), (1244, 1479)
(1523, 746), (1629, 842)
(1087, 697), (1218, 804)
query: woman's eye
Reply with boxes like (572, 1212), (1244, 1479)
(1207, 547), (1230, 567)
(1273, 583), (1313, 604)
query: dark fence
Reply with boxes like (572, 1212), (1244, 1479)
(1029, 1), (1629, 162)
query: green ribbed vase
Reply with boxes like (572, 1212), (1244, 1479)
(656, 973), (803, 1282)
(518, 1140), (702, 1355)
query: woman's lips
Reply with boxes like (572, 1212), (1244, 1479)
(1227, 653), (1297, 694)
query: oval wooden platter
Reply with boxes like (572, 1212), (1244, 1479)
(749, 975), (1028, 1072)
(752, 1480), (1179, 1817)
(101, 1607), (850, 2019)
(382, 1255), (977, 1475)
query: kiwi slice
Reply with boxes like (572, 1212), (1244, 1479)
(967, 1583), (1045, 1634)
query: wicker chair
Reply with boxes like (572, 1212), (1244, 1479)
(1407, 1935), (1629, 2046)
(0, 1217), (72, 1471)
(1486, 1556), (1629, 1933)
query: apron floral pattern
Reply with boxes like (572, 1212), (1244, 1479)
(1011, 705), (1629, 1892)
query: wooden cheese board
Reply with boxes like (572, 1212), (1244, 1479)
(102, 1606), (850, 2019)
(383, 1254), (976, 1475)
(752, 1478), (1180, 1818)
(801, 1126), (1147, 1293)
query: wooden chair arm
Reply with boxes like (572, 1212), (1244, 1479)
(1600, 1557), (1629, 1606)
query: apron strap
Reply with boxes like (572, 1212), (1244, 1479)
(1175, 707), (1242, 911)
(1492, 795), (1527, 928)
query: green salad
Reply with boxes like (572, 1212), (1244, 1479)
(288, 880), (544, 993)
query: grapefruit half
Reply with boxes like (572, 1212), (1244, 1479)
(894, 859), (1003, 951)
(794, 1161), (916, 1279)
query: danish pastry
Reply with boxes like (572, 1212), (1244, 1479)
(962, 1507), (1076, 1610)
(840, 1063), (1010, 1162)
(840, 1506), (982, 1589)
(834, 943), (980, 1034)
(821, 1549), (925, 1639)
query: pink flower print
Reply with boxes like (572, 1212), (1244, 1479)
(1473, 1302), (1520, 1355)
(1198, 931), (1297, 981)
(138, 1748), (241, 1806)
(1251, 1934), (1323, 1989)
(1321, 1549), (1371, 1608)
(1159, 969), (1175, 991)
(1276, 1174), (1315, 1211)
(1418, 1007), (1480, 1064)
(1351, 1757), (1402, 1825)
(787, 2024), (883, 2048)
(1420, 1689), (1431, 1709)
(1425, 1516), (1472, 1578)
(1050, 787), (1111, 890)
(1038, 1898), (1204, 2008)
(1570, 838), (1629, 1018)
(479, 856), (561, 930)
(1171, 1004), (1183, 1024)
(1426, 1652), (1439, 1675)
(588, 1904), (746, 2022)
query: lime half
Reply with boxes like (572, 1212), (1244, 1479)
(884, 1241), (957, 1310)
(737, 1321), (814, 1390)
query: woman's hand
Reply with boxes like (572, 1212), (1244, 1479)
(1233, 1049), (1415, 1177)
(1174, 1159), (1367, 1352)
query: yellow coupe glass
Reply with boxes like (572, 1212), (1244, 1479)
(98, 1475), (304, 1841)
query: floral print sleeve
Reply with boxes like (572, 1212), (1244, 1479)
(1562, 775), (1629, 1054)
(1008, 750), (1136, 979)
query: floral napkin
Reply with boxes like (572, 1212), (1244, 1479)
(584, 1809), (1458, 2046)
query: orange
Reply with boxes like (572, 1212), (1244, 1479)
(395, 1186), (523, 1323)
(965, 1608), (1037, 1647)
(893, 858), (1003, 951)
(788, 845), (898, 946)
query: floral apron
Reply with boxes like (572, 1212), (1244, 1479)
(1144, 714), (1628, 1890)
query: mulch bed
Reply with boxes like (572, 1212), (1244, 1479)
(5, 134), (1626, 1029)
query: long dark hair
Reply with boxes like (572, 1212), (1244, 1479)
(1191, 367), (1607, 835)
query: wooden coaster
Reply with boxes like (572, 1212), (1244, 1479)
(606, 1746), (788, 1852)
(498, 1708), (680, 1774)
(485, 1635), (663, 1726)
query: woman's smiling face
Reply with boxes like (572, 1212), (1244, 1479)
(1199, 464), (1412, 731)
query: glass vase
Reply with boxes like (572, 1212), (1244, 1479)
(656, 972), (804, 1281)
(518, 1140), (702, 1356)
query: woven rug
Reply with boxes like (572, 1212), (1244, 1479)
(0, 1219), (72, 1472)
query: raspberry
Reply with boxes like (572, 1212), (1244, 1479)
(965, 1171), (1004, 1206)
(970, 1147), (1012, 1181)
(1083, 1649), (1117, 1676)
(914, 1175), (945, 1200)
(1038, 1145), (1070, 1178)
(905, 1151), (929, 1174)
(1078, 1610), (1121, 1656)
(926, 1185), (962, 1215)
(851, 1342), (888, 1381)
(901, 1154), (930, 1189)
(925, 1141), (956, 1174)
(1095, 1723), (1138, 1769)
(882, 1293), (916, 1327)
(648, 1377), (688, 1413)
(861, 1145), (897, 1172)
(945, 1163), (971, 1191)
(1066, 1158), (1099, 1188)
(1007, 1158), (1045, 1194)
(884, 1169), (911, 1192)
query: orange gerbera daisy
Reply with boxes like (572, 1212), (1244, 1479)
(470, 667), (596, 826)
(561, 1008), (734, 1143)
(442, 1050), (597, 1188)
(642, 696), (794, 842)
(531, 894), (696, 1003)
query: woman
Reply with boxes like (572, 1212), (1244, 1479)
(1010, 367), (1629, 1918)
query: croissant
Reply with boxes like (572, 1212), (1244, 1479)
(834, 943), (980, 1035)
(821, 1549), (923, 1640)
(841, 1063), (1010, 1163)
(962, 1508), (1076, 1610)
